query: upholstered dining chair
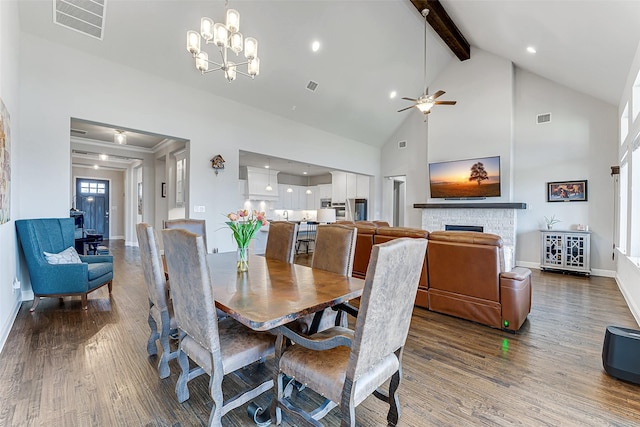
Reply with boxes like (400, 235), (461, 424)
(136, 223), (177, 379)
(294, 224), (357, 335)
(162, 228), (275, 426)
(163, 218), (208, 252)
(265, 221), (299, 264)
(271, 238), (428, 426)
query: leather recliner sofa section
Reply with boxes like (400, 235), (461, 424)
(337, 222), (532, 331)
(427, 231), (532, 332)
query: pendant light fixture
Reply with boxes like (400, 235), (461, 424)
(305, 165), (312, 195)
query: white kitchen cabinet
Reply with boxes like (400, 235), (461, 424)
(356, 175), (369, 199)
(331, 171), (347, 203)
(318, 184), (332, 200)
(246, 166), (279, 199)
(346, 173), (357, 199)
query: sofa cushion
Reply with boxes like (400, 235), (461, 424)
(43, 246), (82, 265)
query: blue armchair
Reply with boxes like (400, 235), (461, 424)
(15, 218), (114, 311)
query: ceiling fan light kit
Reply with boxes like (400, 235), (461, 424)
(186, 0), (260, 82)
(399, 9), (456, 115)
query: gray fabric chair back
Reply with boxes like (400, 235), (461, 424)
(349, 238), (427, 380)
(311, 224), (357, 276)
(136, 223), (168, 311)
(162, 228), (219, 353)
(164, 219), (208, 252)
(265, 221), (299, 264)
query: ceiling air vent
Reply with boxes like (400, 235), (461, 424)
(306, 81), (319, 92)
(537, 113), (551, 124)
(54, 0), (106, 40)
(398, 140), (407, 149)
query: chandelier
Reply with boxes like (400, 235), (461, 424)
(186, 1), (260, 82)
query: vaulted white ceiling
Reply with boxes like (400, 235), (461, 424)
(19, 0), (640, 149)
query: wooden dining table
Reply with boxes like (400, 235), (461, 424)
(206, 252), (365, 331)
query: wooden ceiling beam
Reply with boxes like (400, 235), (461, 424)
(410, 0), (470, 61)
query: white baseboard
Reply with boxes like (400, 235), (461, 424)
(109, 235), (124, 240)
(0, 297), (21, 354)
(616, 274), (640, 326)
(125, 240), (138, 247)
(515, 260), (615, 278)
(21, 289), (34, 302)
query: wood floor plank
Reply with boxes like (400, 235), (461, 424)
(0, 241), (639, 426)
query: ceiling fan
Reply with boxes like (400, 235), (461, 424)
(398, 9), (456, 115)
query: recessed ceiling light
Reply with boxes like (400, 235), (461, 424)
(99, 154), (108, 161)
(312, 41), (320, 52)
(93, 164), (99, 169)
(303, 171), (308, 175)
(390, 91), (397, 99)
(264, 165), (270, 169)
(527, 46), (537, 54)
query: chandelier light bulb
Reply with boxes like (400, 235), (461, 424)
(230, 32), (243, 54)
(244, 37), (258, 59)
(186, 31), (200, 55)
(213, 23), (228, 47)
(248, 57), (260, 77)
(200, 17), (214, 41)
(225, 62), (237, 81)
(196, 52), (209, 72)
(226, 9), (240, 33)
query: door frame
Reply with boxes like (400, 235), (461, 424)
(73, 174), (112, 239)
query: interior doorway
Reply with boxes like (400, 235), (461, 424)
(75, 178), (110, 238)
(389, 175), (407, 227)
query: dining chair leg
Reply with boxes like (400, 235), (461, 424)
(147, 310), (159, 357)
(207, 374), (224, 427)
(176, 349), (191, 403)
(157, 311), (173, 379)
(386, 349), (403, 426)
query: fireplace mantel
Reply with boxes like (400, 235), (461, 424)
(413, 202), (527, 209)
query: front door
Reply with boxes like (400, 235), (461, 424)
(75, 178), (109, 239)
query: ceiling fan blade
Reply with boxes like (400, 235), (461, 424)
(401, 97), (417, 102)
(429, 90), (446, 100)
(434, 101), (457, 105)
(397, 106), (415, 113)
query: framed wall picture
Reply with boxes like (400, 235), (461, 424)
(161, 182), (166, 198)
(547, 180), (587, 202)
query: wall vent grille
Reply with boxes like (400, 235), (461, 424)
(398, 140), (407, 149)
(306, 81), (319, 91)
(537, 113), (551, 124)
(54, 0), (106, 40)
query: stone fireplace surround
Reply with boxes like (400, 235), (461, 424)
(414, 202), (527, 269)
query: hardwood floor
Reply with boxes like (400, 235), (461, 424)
(1, 241), (639, 426)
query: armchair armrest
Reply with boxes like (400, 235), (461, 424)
(276, 325), (354, 351)
(32, 263), (90, 294)
(80, 255), (114, 264)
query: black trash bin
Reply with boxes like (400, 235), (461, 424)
(602, 325), (640, 385)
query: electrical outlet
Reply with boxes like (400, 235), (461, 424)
(194, 205), (205, 213)
(213, 247), (219, 253)
(12, 278), (20, 290)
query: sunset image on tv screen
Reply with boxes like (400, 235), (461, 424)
(429, 156), (501, 198)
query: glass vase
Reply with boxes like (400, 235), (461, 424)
(237, 246), (249, 272)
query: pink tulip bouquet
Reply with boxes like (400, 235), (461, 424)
(226, 210), (267, 271)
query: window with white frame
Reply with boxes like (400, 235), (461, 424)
(175, 150), (186, 206)
(619, 161), (628, 254)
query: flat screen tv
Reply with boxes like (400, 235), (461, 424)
(429, 155), (501, 199)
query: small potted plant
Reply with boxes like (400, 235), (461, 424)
(544, 215), (561, 230)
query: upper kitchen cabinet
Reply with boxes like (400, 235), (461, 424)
(317, 184), (332, 200)
(331, 171), (369, 202)
(246, 166), (279, 199)
(356, 175), (369, 199)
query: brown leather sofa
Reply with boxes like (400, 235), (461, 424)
(427, 231), (532, 332)
(335, 222), (532, 331)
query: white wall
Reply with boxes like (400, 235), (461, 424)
(17, 32), (379, 258)
(514, 68), (617, 275)
(71, 166), (126, 239)
(428, 48), (515, 201)
(0, 0), (21, 352)
(381, 47), (617, 275)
